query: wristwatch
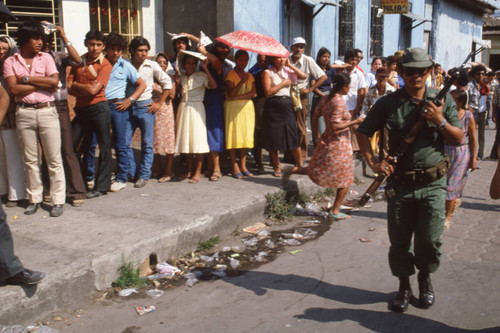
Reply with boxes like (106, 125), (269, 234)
(65, 41), (72, 46)
(22, 76), (29, 84)
(129, 97), (136, 104)
(438, 119), (447, 130)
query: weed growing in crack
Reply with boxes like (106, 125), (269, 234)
(197, 236), (220, 252)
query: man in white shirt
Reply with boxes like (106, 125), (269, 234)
(288, 37), (326, 160)
(343, 49), (367, 153)
(128, 37), (172, 188)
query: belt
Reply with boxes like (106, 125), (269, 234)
(108, 98), (120, 103)
(17, 101), (55, 109)
(392, 156), (450, 187)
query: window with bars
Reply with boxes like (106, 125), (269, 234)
(338, 0), (355, 58)
(0, 0), (62, 50)
(89, 0), (141, 45)
(370, 0), (384, 57)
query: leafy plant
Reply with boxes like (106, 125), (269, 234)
(112, 261), (150, 289)
(265, 190), (294, 221)
(197, 236), (220, 252)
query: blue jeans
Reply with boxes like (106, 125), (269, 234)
(110, 101), (134, 183)
(127, 99), (155, 180)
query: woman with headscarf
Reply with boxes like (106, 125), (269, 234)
(152, 52), (176, 182)
(0, 35), (26, 207)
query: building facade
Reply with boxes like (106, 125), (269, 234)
(0, 0), (495, 71)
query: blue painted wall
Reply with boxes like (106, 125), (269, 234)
(383, 14), (401, 56)
(233, 0), (282, 66)
(431, 1), (484, 70)
(353, 0), (371, 70)
(311, 5), (338, 62)
(410, 0), (425, 48)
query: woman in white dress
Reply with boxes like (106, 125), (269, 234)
(175, 53), (216, 183)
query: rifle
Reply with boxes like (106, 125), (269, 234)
(357, 47), (486, 207)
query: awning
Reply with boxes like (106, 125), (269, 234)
(402, 12), (431, 29)
(301, 0), (339, 6)
(301, 0), (340, 18)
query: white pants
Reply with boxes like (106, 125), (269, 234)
(16, 105), (65, 205)
(0, 129), (26, 201)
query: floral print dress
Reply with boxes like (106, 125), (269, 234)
(308, 93), (354, 188)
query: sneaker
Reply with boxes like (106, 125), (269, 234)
(50, 204), (64, 217)
(87, 179), (95, 190)
(111, 181), (127, 192)
(134, 178), (148, 188)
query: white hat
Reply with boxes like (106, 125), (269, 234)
(167, 32), (192, 48)
(291, 37), (307, 46)
(176, 50), (207, 72)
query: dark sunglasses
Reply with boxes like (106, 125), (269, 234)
(404, 67), (428, 76)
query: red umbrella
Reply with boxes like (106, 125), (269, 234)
(216, 30), (290, 57)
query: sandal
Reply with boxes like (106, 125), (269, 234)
(273, 168), (282, 177)
(444, 219), (451, 230)
(158, 175), (172, 183)
(232, 172), (243, 179)
(329, 212), (351, 220)
(210, 171), (222, 181)
(450, 199), (462, 217)
(189, 174), (201, 184)
(242, 170), (253, 177)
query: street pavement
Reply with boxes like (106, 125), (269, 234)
(1, 128), (499, 332)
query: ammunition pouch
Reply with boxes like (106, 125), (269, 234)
(391, 156), (450, 187)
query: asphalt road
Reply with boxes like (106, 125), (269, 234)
(45, 128), (500, 333)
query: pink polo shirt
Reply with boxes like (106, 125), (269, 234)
(3, 51), (58, 104)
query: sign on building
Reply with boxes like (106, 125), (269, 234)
(382, 0), (409, 14)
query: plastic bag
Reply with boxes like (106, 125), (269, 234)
(145, 289), (164, 299)
(155, 262), (181, 277)
(229, 257), (240, 269)
(118, 288), (138, 297)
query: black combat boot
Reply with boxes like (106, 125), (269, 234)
(392, 276), (412, 312)
(418, 271), (435, 308)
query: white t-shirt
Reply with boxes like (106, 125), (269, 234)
(344, 68), (367, 111)
(289, 54), (325, 90)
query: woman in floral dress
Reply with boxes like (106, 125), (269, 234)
(285, 73), (364, 220)
(444, 89), (477, 229)
(152, 53), (176, 182)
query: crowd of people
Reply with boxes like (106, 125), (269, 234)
(1, 20), (499, 220)
(1, 18), (500, 313)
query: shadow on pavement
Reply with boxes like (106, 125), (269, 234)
(294, 307), (499, 333)
(223, 271), (389, 305)
(459, 201), (500, 212)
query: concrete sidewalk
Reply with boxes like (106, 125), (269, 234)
(0, 156), (330, 325)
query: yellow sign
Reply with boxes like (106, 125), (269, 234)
(382, 0), (409, 14)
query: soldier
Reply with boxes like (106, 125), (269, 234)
(357, 48), (463, 312)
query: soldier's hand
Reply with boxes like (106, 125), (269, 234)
(422, 99), (445, 125)
(373, 157), (395, 176)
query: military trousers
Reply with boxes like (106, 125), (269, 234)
(387, 176), (446, 277)
(0, 205), (24, 283)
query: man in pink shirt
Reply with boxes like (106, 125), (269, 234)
(4, 21), (66, 217)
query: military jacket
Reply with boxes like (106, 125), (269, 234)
(357, 87), (462, 170)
